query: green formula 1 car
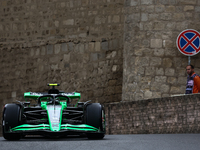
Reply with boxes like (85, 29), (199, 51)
(2, 84), (106, 140)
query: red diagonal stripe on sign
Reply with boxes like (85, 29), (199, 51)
(181, 34), (199, 52)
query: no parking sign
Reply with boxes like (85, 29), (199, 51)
(176, 29), (200, 56)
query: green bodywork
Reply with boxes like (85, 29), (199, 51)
(10, 92), (99, 133)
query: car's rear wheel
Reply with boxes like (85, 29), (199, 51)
(85, 103), (106, 139)
(2, 104), (22, 140)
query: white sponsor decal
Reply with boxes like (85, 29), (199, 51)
(60, 93), (75, 96)
(30, 92), (43, 96)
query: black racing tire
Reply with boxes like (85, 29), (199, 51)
(2, 104), (22, 140)
(85, 103), (105, 139)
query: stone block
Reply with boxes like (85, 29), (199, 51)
(47, 45), (53, 54)
(90, 53), (105, 61)
(162, 94), (170, 97)
(170, 86), (181, 94)
(63, 19), (74, 25)
(41, 46), (46, 55)
(135, 57), (149, 66)
(54, 44), (61, 54)
(165, 6), (175, 12)
(167, 77), (177, 84)
(68, 42), (74, 51)
(79, 33), (87, 38)
(109, 39), (119, 50)
(160, 13), (172, 20)
(141, 6), (154, 13)
(166, 22), (176, 30)
(106, 51), (117, 59)
(112, 65), (118, 72)
(144, 90), (152, 99)
(89, 42), (95, 51)
(155, 5), (165, 13)
(130, 0), (139, 6)
(156, 68), (164, 75)
(196, 6), (200, 12)
(113, 15), (120, 23)
(184, 6), (194, 11)
(95, 16), (101, 24)
(178, 77), (186, 84)
(12, 91), (16, 98)
(173, 13), (185, 21)
(101, 41), (108, 51)
(163, 40), (175, 48)
(150, 39), (162, 48)
(95, 42), (101, 52)
(169, 0), (177, 5)
(64, 54), (70, 62)
(134, 48), (143, 56)
(141, 0), (153, 5)
(30, 48), (34, 56)
(155, 76), (167, 83)
(51, 64), (58, 70)
(163, 58), (172, 68)
(149, 14), (159, 21)
(150, 57), (162, 66)
(178, 0), (197, 5)
(153, 22), (165, 30)
(126, 13), (140, 23)
(160, 84), (170, 93)
(78, 44), (85, 54)
(54, 20), (59, 27)
(141, 13), (148, 21)
(165, 68), (175, 76)
(0, 24), (3, 31)
(61, 43), (68, 52)
(135, 93), (144, 101)
(49, 55), (60, 63)
(164, 48), (177, 56)
(185, 12), (193, 19)
(36, 48), (40, 55)
(154, 49), (164, 56)
(60, 2), (65, 8)
(151, 82), (162, 91)
(145, 67), (156, 76)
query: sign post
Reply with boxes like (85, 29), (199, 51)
(188, 56), (191, 65)
(176, 29), (200, 64)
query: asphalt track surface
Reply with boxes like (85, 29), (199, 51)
(1, 134), (200, 150)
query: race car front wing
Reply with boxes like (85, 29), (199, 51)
(10, 124), (99, 133)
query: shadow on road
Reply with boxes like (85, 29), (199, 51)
(0, 135), (109, 142)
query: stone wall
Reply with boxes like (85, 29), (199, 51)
(105, 94), (200, 134)
(1, 0), (200, 137)
(123, 0), (200, 101)
(0, 0), (124, 106)
(0, 0), (125, 134)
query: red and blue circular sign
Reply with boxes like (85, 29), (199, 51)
(176, 29), (200, 56)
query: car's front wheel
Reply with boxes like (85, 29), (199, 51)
(2, 104), (22, 140)
(85, 103), (106, 139)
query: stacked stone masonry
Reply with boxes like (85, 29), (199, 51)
(105, 94), (200, 134)
(0, 0), (124, 135)
(0, 0), (124, 105)
(123, 0), (200, 101)
(1, 0), (200, 136)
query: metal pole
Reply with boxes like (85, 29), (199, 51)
(188, 56), (191, 65)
